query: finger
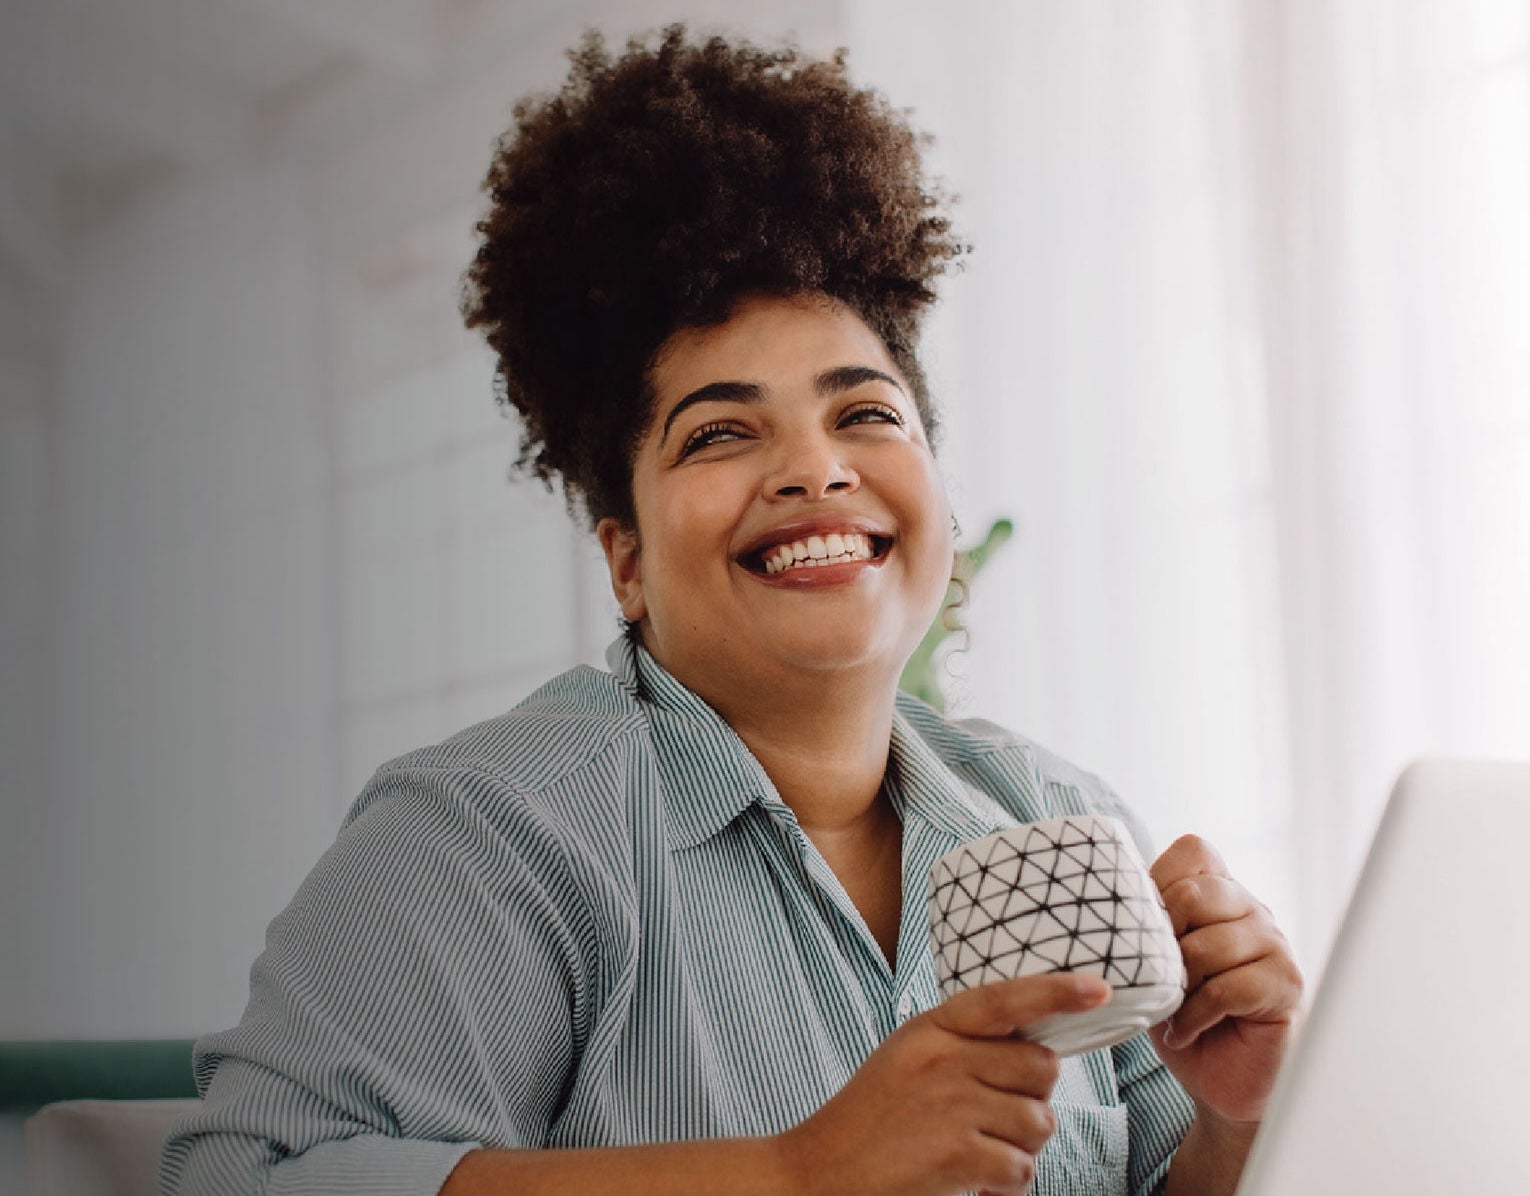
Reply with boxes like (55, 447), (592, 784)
(1179, 915), (1277, 992)
(964, 1036), (1062, 1099)
(1158, 873), (1257, 937)
(970, 1088), (1058, 1157)
(968, 1137), (1039, 1196)
(934, 973), (1112, 1039)
(1164, 956), (1303, 1046)
(1150, 833), (1229, 893)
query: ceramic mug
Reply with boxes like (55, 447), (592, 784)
(927, 814), (1186, 1055)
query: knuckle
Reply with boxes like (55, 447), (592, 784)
(1202, 971), (1234, 1006)
(981, 1147), (1033, 1192)
(1010, 1098), (1058, 1154)
(1178, 834), (1227, 874)
(1212, 874), (1237, 902)
(1173, 832), (1207, 856)
(972, 983), (1003, 1023)
(1012, 1040), (1059, 1089)
(1176, 991), (1207, 1026)
(909, 1034), (954, 1075)
(932, 1132), (973, 1180)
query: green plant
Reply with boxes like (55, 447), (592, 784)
(899, 517), (1014, 712)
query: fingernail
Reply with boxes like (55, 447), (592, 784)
(1075, 975), (1111, 1001)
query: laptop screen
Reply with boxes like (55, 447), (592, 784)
(1235, 759), (1530, 1196)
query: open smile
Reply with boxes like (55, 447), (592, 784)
(736, 527), (893, 577)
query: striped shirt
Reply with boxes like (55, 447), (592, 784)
(161, 634), (1194, 1196)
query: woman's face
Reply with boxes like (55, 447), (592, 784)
(598, 292), (955, 708)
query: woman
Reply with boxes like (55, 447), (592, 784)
(162, 26), (1301, 1196)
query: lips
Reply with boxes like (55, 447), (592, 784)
(760, 531), (877, 574)
(735, 519), (893, 576)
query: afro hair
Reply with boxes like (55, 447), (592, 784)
(461, 24), (965, 528)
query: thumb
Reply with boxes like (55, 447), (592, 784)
(932, 973), (1112, 1039)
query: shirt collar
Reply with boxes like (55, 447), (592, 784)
(886, 699), (1020, 843)
(605, 632), (1031, 852)
(606, 632), (776, 850)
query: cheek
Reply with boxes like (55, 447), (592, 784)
(642, 490), (733, 588)
(925, 534), (957, 613)
(908, 462), (954, 544)
(912, 470), (957, 605)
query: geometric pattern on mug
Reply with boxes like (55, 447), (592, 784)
(930, 816), (1185, 1000)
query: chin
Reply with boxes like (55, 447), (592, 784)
(762, 628), (914, 682)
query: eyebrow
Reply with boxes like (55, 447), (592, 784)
(658, 365), (906, 445)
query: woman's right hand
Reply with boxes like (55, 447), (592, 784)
(775, 972), (1111, 1196)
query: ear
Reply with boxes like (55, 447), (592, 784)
(596, 517), (648, 623)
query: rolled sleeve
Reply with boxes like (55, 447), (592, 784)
(166, 1126), (475, 1196)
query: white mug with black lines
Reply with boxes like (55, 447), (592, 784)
(928, 814), (1187, 1055)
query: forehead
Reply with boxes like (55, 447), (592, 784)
(648, 294), (903, 411)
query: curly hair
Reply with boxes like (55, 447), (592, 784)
(461, 24), (965, 529)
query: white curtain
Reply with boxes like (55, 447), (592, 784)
(845, 0), (1530, 971)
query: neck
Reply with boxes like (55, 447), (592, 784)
(656, 647), (909, 964)
(699, 663), (900, 831)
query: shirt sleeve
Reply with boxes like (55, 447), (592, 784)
(161, 764), (599, 1196)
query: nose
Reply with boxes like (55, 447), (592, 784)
(764, 432), (860, 500)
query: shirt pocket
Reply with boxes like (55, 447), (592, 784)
(1034, 1099), (1130, 1196)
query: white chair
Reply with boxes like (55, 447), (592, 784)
(25, 1099), (200, 1196)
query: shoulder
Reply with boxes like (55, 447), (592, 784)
(384, 664), (646, 791)
(339, 665), (656, 873)
(894, 691), (1118, 804)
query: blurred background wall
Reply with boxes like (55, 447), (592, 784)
(1, 0), (1526, 1051)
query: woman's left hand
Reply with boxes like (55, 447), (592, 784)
(1148, 835), (1304, 1126)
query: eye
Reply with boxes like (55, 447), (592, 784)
(678, 421), (747, 458)
(838, 402), (905, 429)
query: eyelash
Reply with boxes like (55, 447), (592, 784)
(677, 403), (905, 459)
(678, 422), (743, 457)
(839, 403), (904, 428)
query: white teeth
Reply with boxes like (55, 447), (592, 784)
(760, 532), (876, 575)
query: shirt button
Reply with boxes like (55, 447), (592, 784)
(896, 992), (914, 1021)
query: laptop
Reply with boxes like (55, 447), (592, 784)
(1236, 758), (1530, 1196)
